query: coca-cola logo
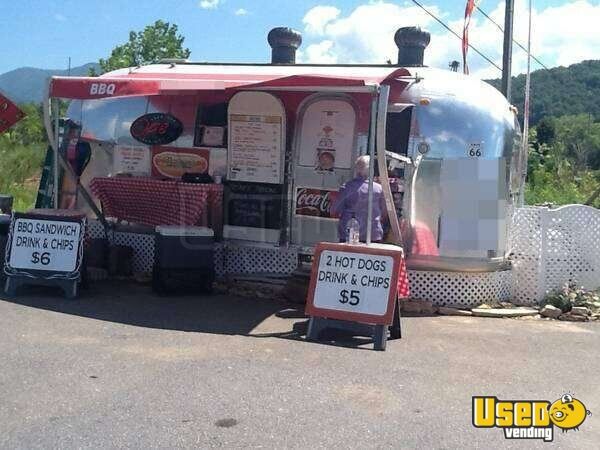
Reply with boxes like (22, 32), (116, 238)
(130, 113), (183, 145)
(295, 188), (339, 218)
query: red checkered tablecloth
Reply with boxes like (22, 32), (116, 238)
(90, 177), (223, 231)
(396, 257), (410, 299)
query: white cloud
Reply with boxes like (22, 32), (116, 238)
(199, 0), (221, 10)
(302, 5), (341, 35)
(300, 1), (600, 78)
(460, 0), (600, 77)
(54, 13), (66, 22)
(234, 8), (248, 16)
(300, 2), (441, 65)
(301, 40), (338, 64)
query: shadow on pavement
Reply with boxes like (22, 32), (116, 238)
(0, 280), (289, 335)
(0, 280), (391, 349)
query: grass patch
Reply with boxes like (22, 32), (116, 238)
(0, 143), (45, 211)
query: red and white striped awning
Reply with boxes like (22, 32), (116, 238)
(49, 65), (410, 99)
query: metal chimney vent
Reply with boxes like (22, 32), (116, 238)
(267, 27), (302, 64)
(394, 26), (431, 67)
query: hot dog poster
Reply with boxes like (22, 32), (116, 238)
(151, 146), (209, 178)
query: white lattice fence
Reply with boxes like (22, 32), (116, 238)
(508, 207), (544, 305)
(85, 221), (297, 277)
(510, 205), (600, 305)
(542, 205), (600, 292)
(408, 269), (512, 307)
(220, 243), (298, 275)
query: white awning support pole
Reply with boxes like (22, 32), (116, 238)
(366, 87), (379, 245)
(52, 100), (60, 209)
(43, 81), (55, 145)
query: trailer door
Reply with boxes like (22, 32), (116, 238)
(291, 97), (358, 247)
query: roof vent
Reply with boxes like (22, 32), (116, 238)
(268, 27), (302, 64)
(394, 27), (431, 67)
(158, 58), (189, 64)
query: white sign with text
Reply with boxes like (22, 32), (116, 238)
(8, 218), (82, 273)
(114, 145), (151, 175)
(313, 250), (394, 316)
(228, 114), (282, 184)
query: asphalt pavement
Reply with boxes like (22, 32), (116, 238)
(0, 281), (599, 449)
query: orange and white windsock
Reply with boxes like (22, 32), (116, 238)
(462, 0), (476, 74)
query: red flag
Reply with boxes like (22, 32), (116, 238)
(462, 0), (476, 75)
(0, 93), (25, 134)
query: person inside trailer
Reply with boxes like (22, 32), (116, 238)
(332, 155), (387, 243)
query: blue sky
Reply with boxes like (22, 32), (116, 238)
(1, 0), (598, 77)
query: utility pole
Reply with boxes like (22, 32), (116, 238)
(501, 0), (515, 101)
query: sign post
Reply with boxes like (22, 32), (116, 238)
(305, 242), (407, 351)
(3, 212), (85, 299)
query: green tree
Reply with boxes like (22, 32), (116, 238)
(0, 103), (46, 147)
(525, 114), (600, 208)
(536, 117), (555, 146)
(93, 20), (191, 75)
(486, 60), (600, 126)
(554, 114), (600, 171)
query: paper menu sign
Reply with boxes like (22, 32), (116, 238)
(228, 114), (282, 184)
(113, 145), (151, 175)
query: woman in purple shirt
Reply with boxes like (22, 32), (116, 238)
(332, 155), (387, 242)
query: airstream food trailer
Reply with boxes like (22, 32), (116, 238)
(44, 27), (525, 306)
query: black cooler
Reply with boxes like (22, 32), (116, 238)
(152, 226), (215, 294)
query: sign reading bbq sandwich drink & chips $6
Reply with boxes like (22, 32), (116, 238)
(3, 213), (85, 297)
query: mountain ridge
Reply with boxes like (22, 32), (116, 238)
(0, 63), (100, 104)
(486, 59), (600, 125)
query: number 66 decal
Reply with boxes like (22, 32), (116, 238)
(468, 143), (482, 157)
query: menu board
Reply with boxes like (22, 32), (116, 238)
(225, 182), (282, 230)
(228, 114), (282, 184)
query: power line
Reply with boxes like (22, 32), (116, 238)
(409, 0), (502, 72)
(475, 5), (549, 70)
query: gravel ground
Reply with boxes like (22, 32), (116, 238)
(0, 281), (599, 449)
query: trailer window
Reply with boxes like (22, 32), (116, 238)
(413, 98), (509, 160)
(386, 108), (412, 156)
